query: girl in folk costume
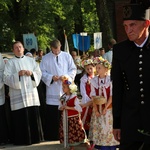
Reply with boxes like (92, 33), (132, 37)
(59, 77), (89, 150)
(89, 57), (119, 150)
(80, 59), (95, 137)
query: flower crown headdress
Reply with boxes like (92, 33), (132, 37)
(62, 76), (78, 94)
(81, 59), (94, 68)
(93, 57), (111, 69)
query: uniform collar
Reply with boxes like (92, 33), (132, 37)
(51, 51), (61, 57)
(134, 36), (148, 48)
(15, 55), (24, 58)
(129, 35), (150, 51)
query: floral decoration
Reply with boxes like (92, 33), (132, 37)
(93, 56), (111, 69)
(74, 57), (82, 67)
(69, 84), (78, 94)
(81, 59), (94, 68)
(63, 80), (72, 85)
(62, 76), (78, 94)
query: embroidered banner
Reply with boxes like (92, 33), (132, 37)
(23, 33), (38, 51)
(94, 32), (102, 49)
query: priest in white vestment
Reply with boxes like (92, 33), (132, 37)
(40, 39), (76, 141)
(0, 54), (5, 111)
(3, 41), (43, 145)
(0, 53), (9, 144)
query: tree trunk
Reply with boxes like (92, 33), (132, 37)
(54, 16), (65, 50)
(95, 0), (113, 49)
(74, 0), (84, 33)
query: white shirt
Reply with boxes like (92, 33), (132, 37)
(40, 51), (77, 106)
(103, 49), (113, 64)
(90, 75), (112, 99)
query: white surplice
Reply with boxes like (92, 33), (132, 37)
(80, 74), (93, 104)
(0, 53), (5, 105)
(4, 56), (41, 111)
(40, 51), (77, 106)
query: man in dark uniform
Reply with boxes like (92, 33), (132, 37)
(112, 1), (150, 150)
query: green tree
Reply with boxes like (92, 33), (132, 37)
(0, 0), (124, 52)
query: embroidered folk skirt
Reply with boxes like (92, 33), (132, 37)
(89, 108), (119, 146)
(59, 113), (86, 147)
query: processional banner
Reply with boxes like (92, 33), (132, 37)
(94, 32), (102, 49)
(23, 33), (38, 51)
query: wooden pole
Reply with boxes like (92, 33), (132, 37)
(76, 33), (80, 56)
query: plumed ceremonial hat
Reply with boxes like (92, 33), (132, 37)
(123, 1), (150, 20)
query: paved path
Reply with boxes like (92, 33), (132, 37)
(0, 141), (89, 150)
(1, 52), (14, 58)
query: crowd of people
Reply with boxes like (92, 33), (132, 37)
(0, 1), (150, 150)
(0, 38), (119, 150)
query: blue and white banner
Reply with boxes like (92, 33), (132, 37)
(23, 33), (38, 51)
(94, 32), (102, 49)
(72, 34), (90, 52)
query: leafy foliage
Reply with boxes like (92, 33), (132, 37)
(0, 0), (119, 53)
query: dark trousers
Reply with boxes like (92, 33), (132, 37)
(74, 73), (82, 91)
(44, 105), (61, 141)
(120, 142), (150, 150)
(0, 105), (8, 144)
(12, 106), (44, 145)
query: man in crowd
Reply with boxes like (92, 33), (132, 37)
(112, 2), (150, 150)
(4, 41), (43, 145)
(103, 38), (116, 64)
(40, 39), (76, 141)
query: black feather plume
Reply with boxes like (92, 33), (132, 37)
(130, 0), (150, 9)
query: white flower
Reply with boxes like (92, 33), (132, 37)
(69, 84), (78, 94)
